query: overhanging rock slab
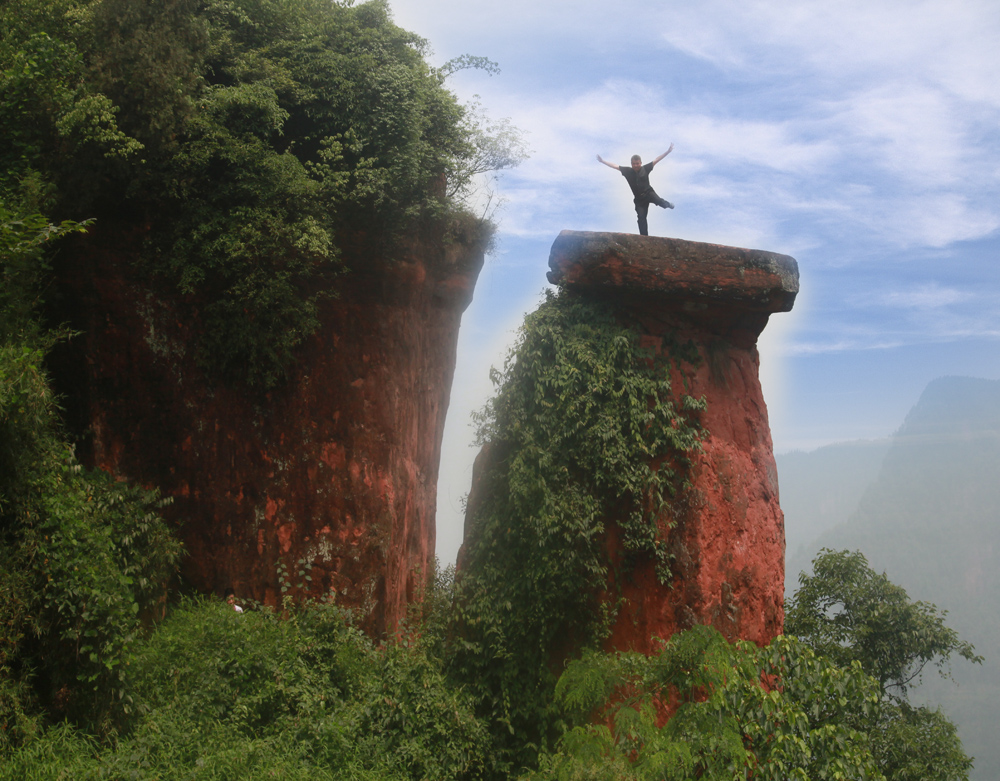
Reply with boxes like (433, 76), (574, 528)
(547, 230), (799, 315)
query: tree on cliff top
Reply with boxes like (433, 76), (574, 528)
(0, 0), (526, 387)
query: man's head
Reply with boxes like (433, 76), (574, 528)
(631, 154), (642, 171)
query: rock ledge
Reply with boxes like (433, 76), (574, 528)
(547, 230), (798, 316)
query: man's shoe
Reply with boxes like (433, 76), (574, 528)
(661, 200), (674, 209)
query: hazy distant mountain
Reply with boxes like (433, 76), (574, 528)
(781, 376), (1000, 781)
(777, 438), (891, 578)
(787, 376), (1000, 601)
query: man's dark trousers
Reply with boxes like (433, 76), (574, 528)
(634, 193), (669, 236)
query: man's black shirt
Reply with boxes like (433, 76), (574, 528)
(618, 162), (656, 199)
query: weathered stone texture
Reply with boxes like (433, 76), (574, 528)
(51, 224), (486, 637)
(543, 231), (796, 651)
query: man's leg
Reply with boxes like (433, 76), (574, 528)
(650, 188), (674, 209)
(634, 200), (649, 235)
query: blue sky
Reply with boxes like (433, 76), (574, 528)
(385, 0), (1000, 564)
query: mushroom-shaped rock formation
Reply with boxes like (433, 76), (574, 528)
(554, 230), (796, 650)
(467, 230), (798, 653)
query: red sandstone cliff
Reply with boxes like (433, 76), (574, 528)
(465, 230), (797, 652)
(50, 223), (488, 636)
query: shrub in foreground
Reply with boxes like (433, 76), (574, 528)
(1, 598), (491, 780)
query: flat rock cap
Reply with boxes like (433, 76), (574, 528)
(547, 231), (799, 313)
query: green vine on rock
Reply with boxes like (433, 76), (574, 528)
(452, 288), (706, 771)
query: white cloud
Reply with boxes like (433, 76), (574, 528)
(450, 69), (998, 257)
(828, 84), (966, 187)
(782, 338), (907, 356)
(658, 0), (1000, 103)
(675, 115), (836, 174)
(880, 284), (971, 309)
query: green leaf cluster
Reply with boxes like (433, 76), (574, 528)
(531, 626), (884, 781)
(786, 548), (982, 697)
(0, 0), (521, 387)
(0, 598), (491, 781)
(450, 289), (706, 771)
(526, 549), (981, 781)
(1, 208), (182, 747)
(786, 549), (981, 780)
(532, 551), (983, 781)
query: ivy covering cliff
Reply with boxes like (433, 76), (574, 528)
(450, 288), (706, 771)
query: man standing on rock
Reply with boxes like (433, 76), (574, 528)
(597, 144), (674, 236)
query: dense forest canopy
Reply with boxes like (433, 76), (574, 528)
(0, 0), (526, 386)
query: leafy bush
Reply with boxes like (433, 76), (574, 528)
(0, 337), (183, 739)
(1, 598), (492, 780)
(1, 208), (182, 747)
(521, 551), (982, 781)
(530, 626), (884, 781)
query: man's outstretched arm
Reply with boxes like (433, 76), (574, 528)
(596, 154), (620, 170)
(649, 143), (674, 167)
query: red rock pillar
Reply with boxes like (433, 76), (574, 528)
(546, 230), (798, 651)
(53, 225), (487, 637)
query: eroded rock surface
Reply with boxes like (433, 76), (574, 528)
(51, 224), (487, 636)
(472, 230), (797, 651)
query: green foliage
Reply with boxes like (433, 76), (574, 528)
(1, 209), (78, 749)
(404, 558), (458, 662)
(446, 96), (531, 215)
(0, 336), (183, 738)
(1, 209), (182, 748)
(27, 472), (181, 721)
(518, 551), (981, 781)
(869, 703), (974, 781)
(786, 549), (982, 698)
(786, 549), (981, 780)
(0, 26), (144, 209)
(0, 0), (523, 387)
(531, 626), (884, 781)
(1, 598), (491, 780)
(450, 289), (705, 772)
(0, 206), (92, 341)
